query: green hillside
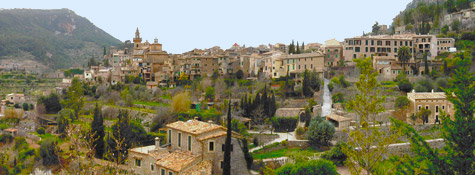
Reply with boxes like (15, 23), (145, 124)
(0, 8), (122, 69)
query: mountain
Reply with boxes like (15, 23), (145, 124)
(0, 8), (122, 69)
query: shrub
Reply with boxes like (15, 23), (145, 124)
(253, 137), (259, 146)
(328, 82), (334, 92)
(273, 117), (298, 132)
(171, 92), (191, 112)
(276, 159), (338, 175)
(39, 138), (59, 166)
(321, 142), (348, 166)
(332, 93), (344, 103)
(296, 126), (306, 136)
(281, 140), (288, 147)
(306, 117), (335, 146)
(36, 127), (45, 135)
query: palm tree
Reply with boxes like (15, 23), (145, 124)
(397, 46), (412, 72)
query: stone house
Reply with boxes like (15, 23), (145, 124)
(281, 52), (325, 79)
(128, 118), (249, 175)
(407, 90), (455, 124)
(5, 93), (25, 104)
(323, 39), (343, 67)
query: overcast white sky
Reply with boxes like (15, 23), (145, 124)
(3, 0), (412, 54)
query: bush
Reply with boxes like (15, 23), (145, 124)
(321, 142), (348, 166)
(306, 117), (335, 146)
(253, 137), (259, 146)
(36, 127), (45, 135)
(281, 140), (288, 147)
(39, 138), (59, 166)
(331, 93), (344, 103)
(328, 82), (334, 92)
(296, 126), (306, 136)
(273, 117), (298, 132)
(395, 73), (413, 93)
(275, 159), (338, 175)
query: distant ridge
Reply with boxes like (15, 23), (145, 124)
(0, 8), (122, 69)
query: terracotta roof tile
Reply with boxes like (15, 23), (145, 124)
(166, 120), (224, 135)
(156, 150), (198, 172)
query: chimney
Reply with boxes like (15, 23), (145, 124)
(194, 116), (199, 121)
(208, 120), (213, 126)
(155, 137), (160, 150)
(412, 89), (415, 93)
(431, 89), (434, 93)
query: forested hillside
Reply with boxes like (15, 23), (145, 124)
(0, 8), (121, 69)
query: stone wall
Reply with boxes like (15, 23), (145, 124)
(384, 138), (445, 158)
(287, 140), (309, 148)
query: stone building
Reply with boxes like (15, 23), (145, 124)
(128, 118), (249, 175)
(407, 90), (455, 124)
(281, 52), (325, 79)
(323, 39), (343, 67)
(343, 34), (455, 62)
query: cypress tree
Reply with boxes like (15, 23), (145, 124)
(223, 102), (232, 175)
(296, 41), (300, 54)
(91, 103), (105, 158)
(424, 53), (429, 76)
(262, 85), (268, 118)
(253, 92), (261, 111)
(301, 41), (305, 52)
(270, 92), (276, 118)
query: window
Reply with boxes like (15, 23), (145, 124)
(426, 106), (429, 110)
(188, 136), (192, 151)
(366, 40), (368, 45)
(221, 161), (224, 169)
(298, 65), (301, 70)
(418, 105), (422, 111)
(336, 54), (338, 58)
(353, 54), (356, 59)
(394, 48), (397, 53)
(209, 141), (215, 152)
(151, 164), (154, 171)
(355, 47), (360, 52)
(293, 65), (295, 70)
(436, 106), (439, 113)
(161, 169), (165, 175)
(178, 133), (181, 147)
(394, 41), (397, 46)
(169, 172), (173, 175)
(365, 47), (368, 52)
(442, 105), (445, 110)
(135, 159), (141, 167)
(371, 40), (374, 45)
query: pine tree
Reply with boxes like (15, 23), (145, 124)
(223, 102), (232, 175)
(91, 103), (105, 159)
(441, 58), (475, 174)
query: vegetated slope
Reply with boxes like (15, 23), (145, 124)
(0, 8), (122, 69)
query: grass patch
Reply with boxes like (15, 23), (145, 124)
(252, 147), (324, 160)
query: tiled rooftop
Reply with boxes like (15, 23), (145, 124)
(166, 119), (224, 135)
(326, 114), (351, 122)
(408, 91), (447, 100)
(156, 150), (198, 172)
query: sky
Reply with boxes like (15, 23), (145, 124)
(3, 0), (412, 54)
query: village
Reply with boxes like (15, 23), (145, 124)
(2, 1), (475, 175)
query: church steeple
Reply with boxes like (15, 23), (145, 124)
(133, 27), (142, 43)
